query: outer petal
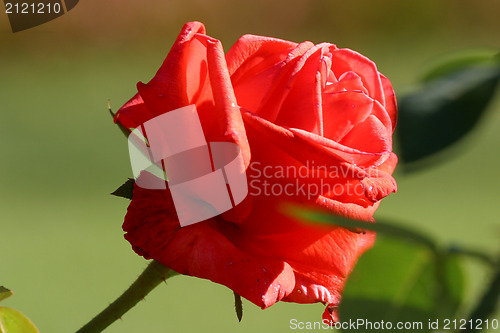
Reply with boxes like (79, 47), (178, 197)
(227, 34), (298, 78)
(115, 22), (250, 166)
(380, 74), (397, 132)
(225, 179), (377, 306)
(146, 21), (207, 110)
(226, 35), (297, 115)
(114, 93), (153, 131)
(115, 22), (206, 130)
(282, 230), (376, 305)
(123, 172), (295, 308)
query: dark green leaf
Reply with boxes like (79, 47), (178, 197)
(111, 178), (135, 200)
(448, 246), (498, 267)
(0, 307), (39, 333)
(339, 237), (465, 332)
(397, 65), (500, 164)
(421, 49), (500, 83)
(461, 265), (500, 333)
(0, 287), (13, 303)
(434, 253), (466, 318)
(233, 292), (243, 322)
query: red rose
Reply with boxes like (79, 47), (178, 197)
(115, 21), (397, 318)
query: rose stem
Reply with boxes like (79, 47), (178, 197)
(75, 260), (175, 333)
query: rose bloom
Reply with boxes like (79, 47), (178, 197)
(115, 22), (397, 320)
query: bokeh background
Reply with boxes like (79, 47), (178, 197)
(1, 1), (500, 332)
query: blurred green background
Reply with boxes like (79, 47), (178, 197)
(1, 1), (500, 332)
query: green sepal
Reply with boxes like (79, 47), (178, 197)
(111, 178), (135, 200)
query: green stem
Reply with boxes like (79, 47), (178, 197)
(75, 260), (176, 333)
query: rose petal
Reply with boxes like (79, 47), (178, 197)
(226, 35), (298, 115)
(330, 48), (385, 108)
(380, 73), (397, 132)
(325, 71), (369, 95)
(227, 37), (315, 123)
(113, 93), (153, 131)
(227, 35), (298, 77)
(322, 91), (374, 142)
(242, 109), (390, 169)
(148, 21), (206, 108)
(123, 172), (295, 309)
(117, 22), (250, 166)
(274, 44), (330, 135)
(340, 115), (392, 154)
(232, 193), (377, 304)
(243, 110), (396, 212)
(282, 230), (376, 305)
